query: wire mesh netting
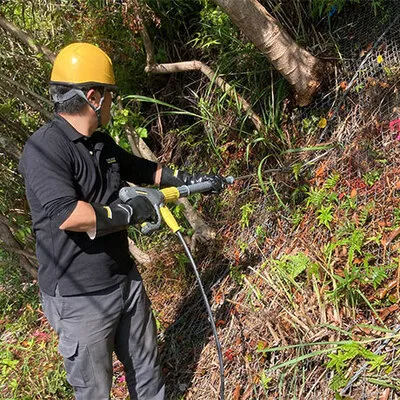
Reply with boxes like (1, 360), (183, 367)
(225, 0), (400, 326)
(184, 3), (400, 399)
(306, 0), (400, 143)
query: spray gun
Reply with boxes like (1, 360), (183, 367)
(119, 176), (235, 235)
(119, 176), (235, 400)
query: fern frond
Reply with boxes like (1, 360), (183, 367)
(323, 172), (340, 190)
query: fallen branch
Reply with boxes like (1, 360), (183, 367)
(140, 13), (265, 133)
(0, 218), (38, 279)
(128, 238), (151, 265)
(0, 75), (52, 120)
(147, 60), (265, 132)
(0, 14), (55, 63)
(2, 74), (53, 107)
(119, 99), (216, 245)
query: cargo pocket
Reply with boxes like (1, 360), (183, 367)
(58, 337), (91, 388)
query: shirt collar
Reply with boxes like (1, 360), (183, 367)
(53, 114), (91, 142)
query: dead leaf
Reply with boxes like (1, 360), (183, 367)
(378, 220), (390, 227)
(379, 387), (391, 400)
(242, 384), (255, 400)
(376, 280), (398, 300)
(111, 388), (127, 398)
(315, 163), (326, 179)
(257, 340), (268, 350)
(317, 118), (327, 128)
(225, 348), (235, 361)
(334, 268), (345, 277)
(233, 384), (241, 400)
(391, 242), (400, 252)
(214, 292), (225, 305)
(382, 227), (400, 247)
(366, 43), (373, 51)
(379, 304), (399, 321)
(353, 325), (371, 335)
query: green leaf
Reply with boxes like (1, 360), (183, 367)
(136, 127), (148, 138)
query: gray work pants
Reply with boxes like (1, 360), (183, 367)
(41, 267), (165, 400)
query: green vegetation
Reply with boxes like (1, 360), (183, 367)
(0, 253), (72, 399)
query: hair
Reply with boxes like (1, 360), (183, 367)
(50, 84), (89, 115)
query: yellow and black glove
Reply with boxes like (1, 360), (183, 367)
(90, 197), (156, 238)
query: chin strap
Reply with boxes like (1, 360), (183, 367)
(52, 87), (105, 128)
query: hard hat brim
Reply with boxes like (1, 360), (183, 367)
(50, 81), (118, 90)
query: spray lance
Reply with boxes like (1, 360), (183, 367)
(119, 176), (235, 400)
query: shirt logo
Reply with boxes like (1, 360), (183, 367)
(106, 157), (117, 164)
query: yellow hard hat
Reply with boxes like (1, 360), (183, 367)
(50, 42), (116, 88)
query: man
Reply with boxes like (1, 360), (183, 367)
(19, 42), (224, 400)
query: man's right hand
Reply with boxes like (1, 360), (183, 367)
(124, 196), (156, 224)
(90, 196), (156, 239)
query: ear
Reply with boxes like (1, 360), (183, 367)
(86, 89), (100, 106)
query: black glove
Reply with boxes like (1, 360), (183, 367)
(125, 195), (156, 224)
(160, 167), (225, 194)
(90, 197), (156, 238)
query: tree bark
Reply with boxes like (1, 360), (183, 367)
(212, 0), (326, 106)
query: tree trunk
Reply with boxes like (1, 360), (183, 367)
(213, 0), (326, 106)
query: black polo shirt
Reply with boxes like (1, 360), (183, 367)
(19, 115), (158, 296)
